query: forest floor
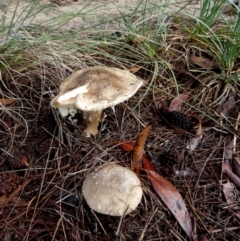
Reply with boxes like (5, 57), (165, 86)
(0, 0), (240, 241)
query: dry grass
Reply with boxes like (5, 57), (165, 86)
(1, 1), (240, 240)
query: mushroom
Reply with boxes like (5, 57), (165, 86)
(82, 163), (143, 216)
(50, 66), (143, 136)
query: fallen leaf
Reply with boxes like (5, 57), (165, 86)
(0, 98), (15, 106)
(222, 139), (240, 219)
(0, 195), (8, 206)
(142, 155), (195, 240)
(222, 180), (240, 219)
(175, 166), (209, 179)
(186, 123), (203, 151)
(189, 55), (218, 69)
(169, 93), (189, 112)
(108, 141), (135, 151)
(127, 66), (141, 73)
(133, 126), (152, 173)
(114, 140), (195, 239)
(217, 92), (235, 118)
(201, 235), (210, 241)
(1, 121), (11, 128)
(223, 139), (233, 161)
(0, 195), (26, 207)
(7, 178), (32, 203)
(222, 165), (240, 190)
(232, 157), (240, 177)
(222, 140), (240, 189)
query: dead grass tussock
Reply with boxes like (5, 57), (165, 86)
(0, 15), (240, 241)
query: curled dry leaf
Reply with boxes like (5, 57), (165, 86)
(186, 123), (203, 151)
(175, 166), (209, 179)
(189, 55), (218, 69)
(0, 98), (15, 106)
(133, 125), (152, 174)
(168, 93), (189, 112)
(127, 66), (141, 73)
(116, 141), (195, 240)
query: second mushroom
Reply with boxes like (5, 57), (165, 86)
(50, 66), (143, 136)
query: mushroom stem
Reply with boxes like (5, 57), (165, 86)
(83, 110), (102, 137)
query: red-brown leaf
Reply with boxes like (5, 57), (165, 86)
(169, 93), (189, 112)
(232, 157), (240, 177)
(116, 140), (195, 238)
(133, 126), (152, 173)
(127, 66), (141, 73)
(143, 155), (195, 240)
(112, 141), (135, 151)
(189, 55), (218, 69)
(0, 98), (15, 106)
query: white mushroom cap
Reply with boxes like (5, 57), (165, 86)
(50, 66), (143, 115)
(82, 163), (143, 216)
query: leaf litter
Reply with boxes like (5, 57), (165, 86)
(114, 126), (196, 241)
(1, 20), (240, 241)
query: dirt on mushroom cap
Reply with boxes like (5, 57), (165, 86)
(51, 66), (143, 112)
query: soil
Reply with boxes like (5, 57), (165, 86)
(1, 0), (201, 31)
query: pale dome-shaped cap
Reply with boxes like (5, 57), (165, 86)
(82, 163), (143, 216)
(50, 66), (143, 114)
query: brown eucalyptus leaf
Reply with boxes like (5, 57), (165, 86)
(223, 139), (234, 161)
(109, 141), (135, 151)
(133, 125), (152, 173)
(189, 55), (218, 69)
(0, 195), (26, 207)
(0, 195), (8, 206)
(186, 123), (203, 150)
(169, 93), (189, 112)
(116, 141), (195, 239)
(222, 163), (240, 190)
(143, 155), (195, 240)
(0, 98), (15, 106)
(232, 157), (240, 178)
(127, 66), (141, 73)
(175, 166), (209, 179)
(217, 93), (235, 118)
(222, 180), (240, 219)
